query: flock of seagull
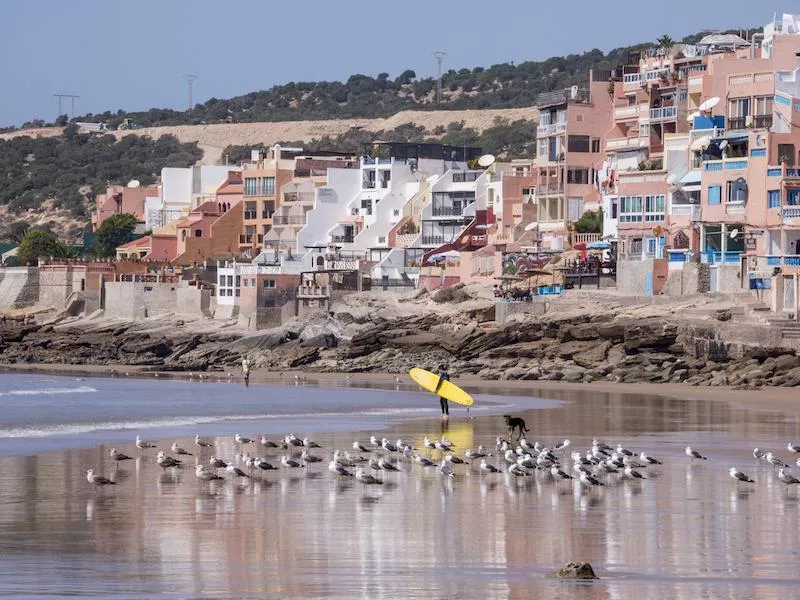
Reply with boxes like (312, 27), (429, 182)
(85, 431), (800, 493)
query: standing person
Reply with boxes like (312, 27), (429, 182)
(241, 357), (251, 386)
(435, 364), (450, 418)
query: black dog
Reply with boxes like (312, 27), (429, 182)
(503, 415), (529, 440)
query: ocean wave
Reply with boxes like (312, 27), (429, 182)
(0, 385), (97, 397)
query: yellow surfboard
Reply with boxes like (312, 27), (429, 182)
(409, 368), (474, 407)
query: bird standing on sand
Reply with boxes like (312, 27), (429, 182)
(209, 456), (228, 470)
(480, 459), (501, 474)
(378, 458), (400, 471)
(414, 455), (435, 467)
(303, 437), (321, 449)
(550, 465), (573, 480)
(508, 463), (530, 477)
(355, 467), (383, 485)
(639, 452), (662, 465)
(624, 465), (647, 480)
(281, 455), (304, 469)
(353, 441), (371, 453)
(226, 464), (250, 478)
(261, 437), (279, 448)
(765, 452), (789, 468)
(235, 433), (253, 445)
(171, 442), (192, 456)
(685, 446), (708, 460)
(729, 467), (755, 483)
(328, 460), (353, 477)
(788, 442), (800, 454)
(445, 453), (467, 465)
(301, 449), (323, 463)
(254, 458), (278, 472)
(579, 471), (604, 487)
(195, 465), (223, 481)
(778, 468), (800, 486)
(195, 435), (214, 450)
(136, 436), (155, 451)
(109, 448), (132, 463)
(86, 469), (115, 488)
(157, 451), (182, 470)
(438, 460), (454, 478)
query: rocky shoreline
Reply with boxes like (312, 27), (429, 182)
(2, 295), (799, 390)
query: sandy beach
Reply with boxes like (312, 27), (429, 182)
(1, 372), (800, 597)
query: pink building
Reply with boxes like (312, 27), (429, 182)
(93, 184), (159, 230)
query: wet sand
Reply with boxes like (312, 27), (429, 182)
(2, 381), (800, 598)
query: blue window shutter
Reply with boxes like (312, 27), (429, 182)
(708, 186), (721, 205)
(768, 190), (780, 209)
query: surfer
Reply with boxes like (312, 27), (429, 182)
(435, 365), (450, 418)
(241, 357), (251, 386)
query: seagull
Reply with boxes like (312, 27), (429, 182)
(550, 465), (573, 480)
(369, 457), (382, 470)
(333, 450), (354, 467)
(616, 444), (634, 457)
(729, 467), (755, 483)
(778, 468), (800, 486)
(86, 469), (115, 487)
(382, 439), (399, 453)
(109, 448), (132, 462)
(156, 451), (182, 470)
(445, 453), (467, 465)
(226, 464), (250, 478)
(592, 439), (612, 451)
(301, 450), (323, 463)
(753, 448), (765, 462)
(496, 436), (509, 451)
(394, 375), (401, 384)
(766, 452), (789, 468)
(356, 467), (383, 485)
(508, 463), (530, 477)
(195, 435), (214, 450)
(622, 455), (646, 469)
(480, 459), (501, 473)
(414, 455), (436, 467)
(254, 457), (277, 471)
(135, 435), (155, 450)
(378, 458), (400, 471)
(571, 451), (593, 467)
(465, 448), (487, 460)
(286, 434), (304, 447)
(639, 452), (662, 465)
(438, 460), (454, 477)
(519, 438), (534, 453)
(195, 465), (223, 481)
(260, 437), (280, 448)
(353, 441), (371, 453)
(369, 435), (381, 448)
(344, 451), (367, 464)
(235, 433), (253, 445)
(624, 465), (647, 480)
(209, 456), (228, 470)
(424, 437), (437, 451)
(788, 443), (800, 454)
(171, 442), (192, 456)
(553, 439), (571, 451)
(579, 471), (604, 487)
(328, 460), (353, 477)
(518, 455), (537, 470)
(504, 450), (519, 465)
(685, 446), (708, 460)
(796, 457), (800, 469)
(573, 462), (592, 476)
(281, 455), (304, 469)
(303, 437), (321, 449)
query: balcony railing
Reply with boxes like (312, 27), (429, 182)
(703, 251), (742, 265)
(362, 181), (376, 189)
(538, 183), (565, 194)
(607, 136), (648, 150)
(244, 210), (258, 220)
(421, 235), (445, 245)
(432, 206), (468, 217)
(764, 255), (800, 267)
(753, 114), (773, 128)
(728, 117), (747, 130)
(536, 122), (567, 137)
(623, 73), (643, 85)
(783, 207), (800, 220)
(650, 106), (678, 121)
(262, 211), (275, 219)
(272, 216), (306, 225)
(331, 235), (354, 244)
(536, 88), (590, 107)
(614, 105), (639, 119)
(239, 234), (263, 244)
(703, 158), (748, 171)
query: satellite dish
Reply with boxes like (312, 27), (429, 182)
(690, 136), (711, 151)
(477, 154), (496, 168)
(686, 111), (701, 123)
(666, 174), (678, 185)
(127, 180), (141, 188)
(718, 140), (729, 150)
(729, 228), (740, 239)
(699, 96), (720, 111)
(524, 221), (539, 232)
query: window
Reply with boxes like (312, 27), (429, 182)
(235, 289), (240, 297)
(567, 135), (590, 153)
(789, 189), (800, 206)
(452, 172), (479, 183)
(728, 98), (750, 129)
(707, 185), (721, 205)
(537, 139), (548, 157)
(227, 275), (233, 286)
(244, 178), (258, 196)
(626, 94), (636, 106)
(261, 177), (275, 195)
(779, 144), (796, 166)
(610, 198), (618, 219)
(567, 168), (589, 184)
(263, 279), (276, 288)
(619, 195), (643, 222)
(638, 123), (650, 137)
(644, 195), (665, 221)
(591, 138), (600, 153)
(754, 95), (773, 116)
(727, 180), (748, 203)
(768, 190), (780, 209)
(194, 229), (202, 237)
(243, 279), (248, 287)
(567, 197), (583, 221)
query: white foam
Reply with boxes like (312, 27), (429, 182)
(0, 385), (97, 397)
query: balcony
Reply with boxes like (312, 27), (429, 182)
(297, 285), (329, 298)
(614, 105), (639, 120)
(703, 251), (742, 265)
(753, 114), (773, 129)
(728, 116), (747, 130)
(783, 207), (800, 221)
(606, 136), (648, 150)
(623, 73), (643, 86)
(432, 206), (469, 217)
(422, 235), (445, 245)
(703, 158), (748, 172)
(243, 210), (258, 220)
(272, 215), (306, 226)
(261, 211), (274, 219)
(536, 122), (567, 137)
(362, 180), (376, 189)
(764, 255), (800, 268)
(535, 87), (590, 107)
(331, 235), (354, 244)
(239, 234), (263, 245)
(538, 183), (565, 195)
(650, 106), (678, 121)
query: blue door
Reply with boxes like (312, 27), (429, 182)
(645, 272), (653, 297)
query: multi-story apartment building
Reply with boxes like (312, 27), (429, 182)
(534, 76), (613, 249)
(93, 183), (159, 230)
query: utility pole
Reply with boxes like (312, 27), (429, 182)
(433, 51), (446, 104)
(53, 94), (79, 119)
(183, 75), (198, 110)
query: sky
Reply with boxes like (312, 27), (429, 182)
(0, 0), (793, 127)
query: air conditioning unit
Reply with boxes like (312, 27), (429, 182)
(570, 85), (579, 100)
(745, 115), (754, 127)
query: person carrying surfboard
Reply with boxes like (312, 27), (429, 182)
(435, 365), (450, 417)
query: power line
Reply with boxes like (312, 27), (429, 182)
(53, 94), (79, 119)
(183, 75), (199, 110)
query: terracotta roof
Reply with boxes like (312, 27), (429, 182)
(117, 236), (152, 249)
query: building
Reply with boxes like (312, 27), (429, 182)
(93, 183), (159, 230)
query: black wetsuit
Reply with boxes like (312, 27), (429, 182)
(435, 370), (450, 415)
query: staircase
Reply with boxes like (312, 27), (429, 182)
(766, 316), (800, 340)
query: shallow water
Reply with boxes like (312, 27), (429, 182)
(1, 376), (800, 598)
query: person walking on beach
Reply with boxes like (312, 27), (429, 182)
(241, 357), (251, 386)
(435, 364), (450, 418)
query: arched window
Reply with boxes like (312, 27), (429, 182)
(181, 230), (187, 241)
(195, 229), (202, 237)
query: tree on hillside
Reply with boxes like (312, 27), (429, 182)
(656, 35), (674, 50)
(16, 230), (67, 265)
(94, 213), (139, 256)
(5, 221), (30, 244)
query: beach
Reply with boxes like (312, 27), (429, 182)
(1, 374), (800, 597)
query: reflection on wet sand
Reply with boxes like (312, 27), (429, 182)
(1, 389), (800, 598)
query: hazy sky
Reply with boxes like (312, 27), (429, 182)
(0, 0), (790, 127)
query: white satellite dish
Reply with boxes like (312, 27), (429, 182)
(718, 140), (729, 150)
(524, 221), (539, 232)
(127, 180), (141, 188)
(477, 154), (496, 168)
(666, 173), (678, 185)
(686, 111), (701, 123)
(699, 96), (720, 112)
(729, 228), (740, 239)
(690, 136), (711, 151)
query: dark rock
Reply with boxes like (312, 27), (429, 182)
(553, 562), (598, 580)
(300, 334), (338, 349)
(573, 341), (611, 369)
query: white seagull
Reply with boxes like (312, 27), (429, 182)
(579, 471), (604, 487)
(260, 437), (280, 448)
(368, 457), (382, 470)
(639, 452), (662, 465)
(353, 441), (371, 453)
(753, 448), (765, 462)
(301, 450), (323, 463)
(281, 455), (304, 469)
(195, 465), (223, 481)
(209, 456), (228, 469)
(550, 465), (573, 480)
(135, 435), (155, 450)
(480, 459), (501, 473)
(226, 464), (250, 478)
(553, 439), (571, 451)
(195, 435), (214, 449)
(729, 467), (755, 483)
(788, 442), (800, 454)
(355, 467), (383, 485)
(109, 448), (132, 462)
(778, 468), (800, 486)
(765, 452), (789, 468)
(624, 465), (646, 480)
(303, 437), (321, 449)
(685, 446), (708, 460)
(156, 451), (182, 470)
(235, 433), (253, 445)
(414, 455), (436, 467)
(508, 463), (530, 477)
(254, 458), (278, 472)
(445, 453), (467, 465)
(616, 444), (634, 457)
(86, 469), (115, 487)
(328, 460), (353, 477)
(378, 458), (400, 472)
(171, 442), (192, 456)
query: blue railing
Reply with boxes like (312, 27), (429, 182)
(725, 160), (748, 170)
(704, 162), (723, 172)
(704, 251), (742, 264)
(767, 168), (783, 177)
(765, 255), (800, 267)
(668, 251), (689, 263)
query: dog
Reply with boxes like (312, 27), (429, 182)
(503, 415), (529, 440)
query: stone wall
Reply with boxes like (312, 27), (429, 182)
(176, 284), (213, 318)
(494, 300), (547, 324)
(0, 267), (39, 312)
(104, 282), (178, 320)
(616, 259), (654, 296)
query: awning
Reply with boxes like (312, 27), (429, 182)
(679, 170), (702, 185)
